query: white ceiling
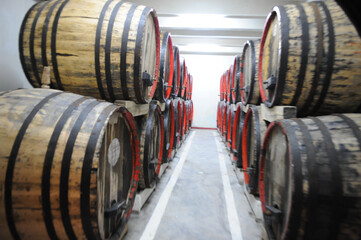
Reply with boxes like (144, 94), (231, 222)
(129, 0), (306, 55)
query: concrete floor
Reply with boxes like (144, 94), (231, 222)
(124, 129), (263, 240)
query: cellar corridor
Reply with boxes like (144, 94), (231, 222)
(124, 129), (262, 240)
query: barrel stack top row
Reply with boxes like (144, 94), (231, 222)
(19, 0), (193, 104)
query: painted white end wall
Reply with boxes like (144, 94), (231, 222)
(0, 0), (36, 91)
(182, 54), (235, 128)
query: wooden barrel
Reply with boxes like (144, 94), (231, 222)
(172, 45), (181, 97)
(232, 55), (242, 103)
(189, 100), (193, 128)
(226, 67), (232, 103)
(220, 73), (225, 101)
(223, 71), (228, 103)
(178, 58), (186, 98)
(19, 0), (160, 104)
(185, 73), (190, 100)
(189, 75), (193, 100)
(137, 102), (164, 189)
(217, 102), (221, 130)
(226, 105), (235, 149)
(154, 32), (174, 102)
(259, 1), (361, 116)
(222, 102), (229, 139)
(172, 98), (182, 150)
(217, 101), (224, 131)
(162, 99), (175, 163)
(241, 39), (261, 105)
(185, 100), (193, 133)
(181, 100), (187, 139)
(259, 114), (361, 240)
(335, 0), (361, 37)
(241, 106), (267, 195)
(0, 88), (140, 240)
(231, 103), (246, 167)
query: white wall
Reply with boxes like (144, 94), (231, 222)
(0, 0), (36, 91)
(183, 54), (234, 128)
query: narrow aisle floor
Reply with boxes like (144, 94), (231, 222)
(124, 129), (262, 240)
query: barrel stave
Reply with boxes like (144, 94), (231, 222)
(260, 114), (361, 240)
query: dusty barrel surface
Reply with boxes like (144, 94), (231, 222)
(0, 89), (140, 240)
(232, 55), (242, 103)
(19, 0), (160, 103)
(222, 102), (229, 139)
(217, 101), (223, 130)
(259, 1), (361, 116)
(242, 106), (267, 195)
(241, 39), (261, 105)
(178, 58), (187, 98)
(137, 102), (164, 189)
(185, 100), (193, 133)
(172, 45), (181, 97)
(173, 98), (182, 148)
(188, 100), (193, 128)
(259, 114), (361, 240)
(232, 103), (246, 167)
(187, 75), (193, 100)
(181, 100), (187, 139)
(227, 104), (235, 149)
(226, 68), (232, 103)
(155, 32), (174, 102)
(162, 99), (175, 163)
(219, 75), (224, 101)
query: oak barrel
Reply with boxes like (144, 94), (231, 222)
(226, 68), (232, 103)
(259, 114), (361, 240)
(220, 73), (224, 101)
(137, 102), (164, 189)
(0, 88), (140, 240)
(241, 39), (261, 105)
(173, 98), (182, 149)
(231, 103), (246, 167)
(189, 100), (194, 128)
(162, 99), (175, 163)
(226, 104), (235, 150)
(217, 101), (221, 130)
(232, 55), (242, 103)
(181, 100), (187, 139)
(172, 45), (181, 97)
(154, 32), (174, 102)
(222, 102), (229, 139)
(19, 0), (160, 104)
(259, 1), (361, 116)
(187, 75), (193, 100)
(241, 106), (267, 195)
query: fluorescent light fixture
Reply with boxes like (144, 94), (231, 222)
(158, 14), (264, 30)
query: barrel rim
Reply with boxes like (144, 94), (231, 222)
(240, 40), (256, 105)
(258, 7), (288, 107)
(259, 120), (294, 240)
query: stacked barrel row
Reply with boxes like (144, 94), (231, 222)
(217, 1), (361, 240)
(0, 0), (194, 240)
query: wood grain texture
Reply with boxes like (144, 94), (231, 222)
(241, 106), (267, 195)
(0, 88), (139, 240)
(172, 98), (182, 149)
(162, 99), (175, 163)
(259, 114), (361, 240)
(154, 32), (174, 102)
(137, 102), (164, 189)
(259, 1), (361, 116)
(19, 0), (160, 104)
(241, 39), (261, 105)
(172, 46), (181, 97)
